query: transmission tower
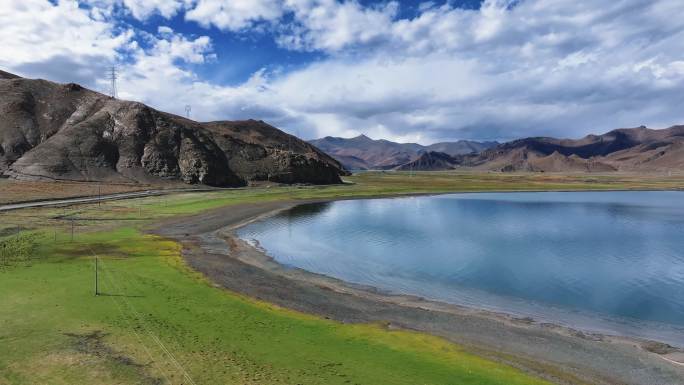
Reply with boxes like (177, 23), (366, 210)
(107, 66), (118, 98)
(185, 105), (191, 119)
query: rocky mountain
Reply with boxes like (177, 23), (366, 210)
(0, 70), (346, 186)
(310, 126), (684, 173)
(395, 151), (460, 171)
(454, 126), (684, 172)
(425, 141), (499, 156)
(308, 135), (498, 170)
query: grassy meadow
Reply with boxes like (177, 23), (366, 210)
(2, 171), (684, 385)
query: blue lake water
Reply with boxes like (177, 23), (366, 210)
(237, 192), (684, 346)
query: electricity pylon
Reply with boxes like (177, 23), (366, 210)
(107, 66), (118, 98)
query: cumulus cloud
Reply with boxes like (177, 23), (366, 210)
(1, 0), (684, 144)
(157, 26), (174, 35)
(115, 32), (219, 104)
(122, 0), (187, 20)
(0, 0), (131, 87)
(256, 0), (684, 142)
(276, 0), (399, 52)
(91, 0), (189, 20)
(185, 0), (284, 31)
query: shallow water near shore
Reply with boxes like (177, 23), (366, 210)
(237, 191), (684, 346)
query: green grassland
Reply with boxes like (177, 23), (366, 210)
(2, 171), (683, 385)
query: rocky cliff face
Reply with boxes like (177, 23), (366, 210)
(0, 71), (346, 186)
(204, 120), (347, 184)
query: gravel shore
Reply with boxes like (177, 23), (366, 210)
(150, 198), (684, 385)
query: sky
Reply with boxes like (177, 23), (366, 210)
(1, 0), (683, 144)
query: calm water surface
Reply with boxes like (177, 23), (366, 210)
(237, 192), (684, 346)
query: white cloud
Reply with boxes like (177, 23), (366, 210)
(157, 25), (174, 35)
(185, 0), (284, 31)
(277, 0), (399, 52)
(418, 2), (436, 12)
(0, 0), (131, 86)
(473, 0), (510, 42)
(150, 34), (213, 64)
(123, 0), (186, 19)
(0, 0), (124, 64)
(243, 0), (684, 142)
(2, 0), (684, 144)
(82, 0), (190, 21)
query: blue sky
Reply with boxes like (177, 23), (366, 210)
(121, 8), (313, 86)
(2, 1), (684, 144)
(111, 1), (485, 86)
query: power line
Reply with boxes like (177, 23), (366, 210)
(94, 251), (197, 385)
(92, 253), (174, 384)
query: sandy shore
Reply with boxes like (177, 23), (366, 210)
(150, 197), (684, 385)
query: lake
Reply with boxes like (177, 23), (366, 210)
(237, 191), (684, 346)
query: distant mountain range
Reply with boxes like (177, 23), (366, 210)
(308, 135), (498, 170)
(312, 126), (684, 173)
(453, 125), (684, 172)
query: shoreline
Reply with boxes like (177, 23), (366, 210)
(235, 193), (684, 349)
(150, 193), (684, 385)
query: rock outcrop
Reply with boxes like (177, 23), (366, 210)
(0, 70), (346, 186)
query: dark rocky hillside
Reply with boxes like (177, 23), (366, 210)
(0, 70), (346, 186)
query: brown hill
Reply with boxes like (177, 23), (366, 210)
(455, 126), (684, 172)
(308, 135), (497, 170)
(309, 135), (421, 170)
(395, 151), (459, 171)
(0, 70), (346, 186)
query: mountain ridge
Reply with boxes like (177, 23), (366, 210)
(308, 135), (498, 170)
(311, 126), (684, 173)
(452, 125), (684, 172)
(0, 70), (347, 186)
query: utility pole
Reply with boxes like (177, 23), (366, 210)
(107, 66), (118, 99)
(70, 218), (74, 242)
(293, 128), (301, 188)
(185, 105), (191, 119)
(95, 255), (99, 296)
(289, 131), (294, 187)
